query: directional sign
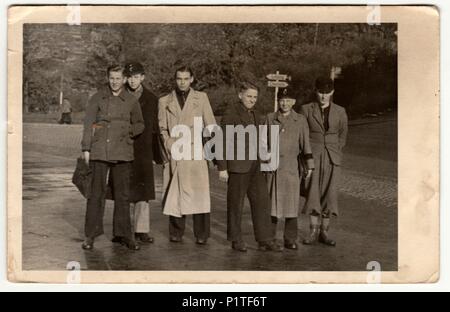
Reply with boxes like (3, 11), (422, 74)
(267, 71), (290, 112)
(267, 80), (289, 88)
(266, 73), (289, 81)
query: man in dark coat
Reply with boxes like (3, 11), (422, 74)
(81, 64), (144, 251)
(217, 81), (283, 252)
(117, 62), (165, 244)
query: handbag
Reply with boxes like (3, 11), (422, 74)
(72, 157), (92, 199)
(299, 154), (311, 197)
(153, 133), (169, 165)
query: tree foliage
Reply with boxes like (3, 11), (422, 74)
(23, 23), (397, 117)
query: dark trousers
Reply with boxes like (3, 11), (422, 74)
(85, 160), (133, 240)
(169, 214), (210, 240)
(227, 163), (273, 243)
(271, 217), (298, 242)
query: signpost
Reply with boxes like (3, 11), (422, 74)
(267, 81), (288, 88)
(267, 71), (290, 112)
(266, 73), (289, 81)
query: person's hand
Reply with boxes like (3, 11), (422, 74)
(207, 160), (216, 169)
(305, 169), (313, 179)
(219, 170), (229, 183)
(83, 151), (90, 165)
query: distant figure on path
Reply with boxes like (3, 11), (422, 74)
(59, 98), (72, 124)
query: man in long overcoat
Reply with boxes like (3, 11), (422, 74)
(300, 76), (348, 247)
(266, 87), (314, 250)
(158, 66), (217, 245)
(119, 62), (165, 244)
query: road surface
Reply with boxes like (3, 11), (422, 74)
(21, 117), (397, 271)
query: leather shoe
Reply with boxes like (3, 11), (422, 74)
(82, 238), (94, 250)
(135, 233), (154, 244)
(170, 236), (182, 243)
(319, 218), (336, 247)
(258, 241), (283, 252)
(111, 236), (124, 243)
(231, 241), (247, 252)
(121, 238), (141, 251)
(318, 233), (336, 247)
(284, 241), (298, 250)
(196, 238), (207, 245)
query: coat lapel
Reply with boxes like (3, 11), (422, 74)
(167, 91), (182, 118)
(180, 88), (200, 124)
(312, 102), (325, 132)
(328, 102), (337, 131)
(291, 111), (299, 122)
(273, 113), (282, 127)
(140, 87), (150, 107)
(275, 111), (298, 133)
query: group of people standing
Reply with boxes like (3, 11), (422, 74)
(80, 62), (348, 253)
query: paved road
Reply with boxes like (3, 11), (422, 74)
(22, 119), (397, 271)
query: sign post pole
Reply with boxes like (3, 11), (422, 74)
(274, 70), (279, 112)
(266, 70), (290, 113)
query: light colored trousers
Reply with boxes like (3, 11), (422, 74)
(131, 201), (151, 233)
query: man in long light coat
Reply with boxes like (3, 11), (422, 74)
(300, 76), (348, 247)
(158, 66), (217, 245)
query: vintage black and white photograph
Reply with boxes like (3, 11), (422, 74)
(8, 5), (439, 283)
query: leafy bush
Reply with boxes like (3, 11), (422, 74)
(23, 23), (397, 119)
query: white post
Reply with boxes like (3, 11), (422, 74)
(59, 71), (64, 106)
(274, 70), (279, 112)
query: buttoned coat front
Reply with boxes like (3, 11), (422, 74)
(216, 103), (267, 174)
(129, 87), (162, 202)
(81, 87), (144, 162)
(158, 88), (217, 217)
(300, 102), (348, 166)
(300, 101), (348, 216)
(266, 111), (315, 218)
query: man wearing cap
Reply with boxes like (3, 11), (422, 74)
(112, 62), (165, 244)
(80, 64), (144, 251)
(300, 76), (348, 247)
(266, 87), (314, 250)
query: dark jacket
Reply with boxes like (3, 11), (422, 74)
(129, 86), (164, 202)
(300, 102), (348, 165)
(81, 87), (144, 162)
(217, 102), (266, 173)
